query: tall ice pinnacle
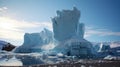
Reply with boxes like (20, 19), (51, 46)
(52, 7), (84, 41)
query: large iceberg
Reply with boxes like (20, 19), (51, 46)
(52, 7), (95, 58)
(52, 7), (82, 41)
(14, 28), (53, 53)
(14, 7), (95, 58)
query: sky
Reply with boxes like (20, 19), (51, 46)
(0, 0), (120, 46)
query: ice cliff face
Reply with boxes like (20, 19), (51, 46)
(23, 28), (53, 47)
(14, 28), (53, 53)
(93, 42), (110, 52)
(77, 23), (85, 38)
(52, 7), (95, 58)
(52, 7), (84, 41)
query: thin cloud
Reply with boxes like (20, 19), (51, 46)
(0, 16), (52, 45)
(85, 26), (120, 38)
(0, 7), (8, 11)
(0, 7), (8, 16)
(0, 29), (24, 40)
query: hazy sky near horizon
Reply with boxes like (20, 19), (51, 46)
(0, 0), (120, 46)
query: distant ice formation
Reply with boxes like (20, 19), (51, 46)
(14, 28), (53, 53)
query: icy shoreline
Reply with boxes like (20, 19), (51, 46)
(0, 51), (120, 66)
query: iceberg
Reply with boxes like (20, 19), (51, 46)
(52, 7), (95, 58)
(14, 7), (95, 58)
(14, 28), (53, 53)
(52, 7), (81, 41)
(98, 43), (110, 52)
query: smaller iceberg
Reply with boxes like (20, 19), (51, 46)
(14, 28), (53, 53)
